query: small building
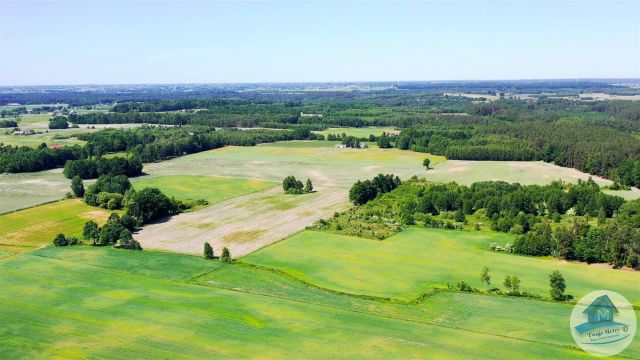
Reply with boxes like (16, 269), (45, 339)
(49, 144), (63, 149)
(13, 129), (32, 136)
(359, 142), (368, 149)
(337, 144), (347, 149)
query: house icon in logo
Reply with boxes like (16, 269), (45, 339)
(575, 294), (627, 334)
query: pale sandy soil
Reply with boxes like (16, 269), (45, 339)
(135, 185), (350, 257)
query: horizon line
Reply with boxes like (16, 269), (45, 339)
(2, 77), (640, 88)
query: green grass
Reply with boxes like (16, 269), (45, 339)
(0, 246), (617, 359)
(243, 227), (640, 304)
(142, 140), (442, 187)
(199, 264), (640, 358)
(33, 246), (223, 281)
(0, 169), (72, 214)
(313, 127), (399, 138)
(0, 199), (114, 253)
(131, 175), (277, 204)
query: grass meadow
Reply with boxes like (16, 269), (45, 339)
(313, 127), (399, 138)
(131, 175), (278, 204)
(0, 246), (624, 359)
(0, 169), (72, 214)
(243, 227), (640, 304)
(141, 140), (443, 187)
(0, 199), (114, 253)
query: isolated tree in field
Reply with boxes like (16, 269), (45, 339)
(82, 220), (100, 243)
(423, 158), (431, 170)
(204, 242), (214, 259)
(221, 247), (232, 263)
(549, 270), (566, 300)
(480, 266), (491, 288)
(71, 176), (84, 197)
(304, 178), (314, 193)
(282, 175), (304, 194)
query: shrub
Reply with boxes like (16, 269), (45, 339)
(52, 233), (68, 247)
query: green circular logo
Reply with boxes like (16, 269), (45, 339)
(570, 290), (637, 357)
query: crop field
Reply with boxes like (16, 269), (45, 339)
(0, 199), (114, 253)
(427, 160), (614, 186)
(134, 141), (439, 256)
(0, 169), (72, 214)
(243, 227), (640, 304)
(136, 186), (350, 257)
(0, 246), (627, 359)
(142, 140), (442, 187)
(313, 127), (400, 138)
(131, 175), (277, 204)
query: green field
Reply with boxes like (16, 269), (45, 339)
(142, 140), (442, 187)
(131, 175), (277, 204)
(1, 246), (629, 359)
(0, 169), (73, 214)
(313, 127), (399, 138)
(243, 227), (640, 304)
(0, 199), (114, 253)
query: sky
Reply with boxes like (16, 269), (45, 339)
(0, 0), (639, 85)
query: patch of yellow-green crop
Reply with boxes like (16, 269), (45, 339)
(131, 175), (278, 204)
(0, 199), (113, 253)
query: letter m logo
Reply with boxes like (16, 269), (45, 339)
(597, 309), (611, 321)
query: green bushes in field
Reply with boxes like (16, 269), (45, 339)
(283, 176), (313, 195)
(82, 213), (142, 250)
(52, 233), (80, 247)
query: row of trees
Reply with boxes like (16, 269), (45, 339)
(1, 125), (318, 174)
(349, 174), (401, 205)
(63, 156), (143, 179)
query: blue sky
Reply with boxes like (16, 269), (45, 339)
(1, 0), (638, 85)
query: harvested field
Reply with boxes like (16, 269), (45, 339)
(136, 186), (350, 257)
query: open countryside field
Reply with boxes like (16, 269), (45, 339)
(131, 175), (277, 203)
(313, 127), (400, 138)
(142, 140), (442, 187)
(0, 246), (625, 359)
(0, 199), (114, 254)
(0, 168), (72, 214)
(428, 160), (614, 186)
(243, 227), (640, 304)
(135, 141), (441, 256)
(136, 186), (350, 257)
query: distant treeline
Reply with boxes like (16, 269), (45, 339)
(0, 126), (320, 175)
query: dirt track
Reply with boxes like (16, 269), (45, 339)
(135, 184), (349, 257)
